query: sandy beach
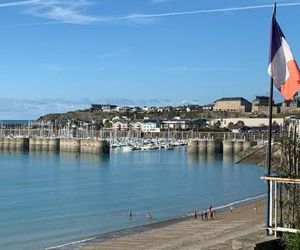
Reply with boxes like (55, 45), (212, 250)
(70, 198), (267, 250)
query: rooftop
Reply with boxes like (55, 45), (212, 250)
(216, 97), (250, 102)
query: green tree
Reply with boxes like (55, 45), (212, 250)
(236, 120), (245, 126)
(282, 233), (300, 250)
(213, 120), (221, 129)
(104, 120), (112, 128)
(227, 122), (234, 129)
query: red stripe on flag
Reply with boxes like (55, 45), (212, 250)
(280, 60), (300, 100)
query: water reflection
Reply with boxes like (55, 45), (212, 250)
(0, 148), (109, 165)
(234, 154), (241, 163)
(198, 153), (207, 164)
(59, 151), (110, 165)
(0, 148), (29, 154)
(28, 150), (59, 157)
(187, 151), (243, 167)
(79, 152), (110, 164)
(207, 153), (216, 164)
(223, 153), (233, 167)
(187, 152), (198, 164)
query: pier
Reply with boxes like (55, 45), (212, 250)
(0, 124), (274, 154)
(187, 139), (256, 154)
(0, 137), (110, 154)
(0, 135), (261, 155)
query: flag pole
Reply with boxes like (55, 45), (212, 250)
(266, 2), (276, 236)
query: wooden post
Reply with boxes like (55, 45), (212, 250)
(275, 181), (278, 237)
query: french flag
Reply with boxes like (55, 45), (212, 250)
(268, 11), (300, 100)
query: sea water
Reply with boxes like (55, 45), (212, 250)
(0, 147), (266, 250)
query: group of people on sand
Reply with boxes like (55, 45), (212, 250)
(129, 204), (238, 224)
(194, 204), (215, 221)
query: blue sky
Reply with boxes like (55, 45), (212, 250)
(0, 0), (300, 119)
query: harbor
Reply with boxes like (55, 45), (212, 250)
(0, 135), (263, 155)
(0, 122), (269, 154)
(2, 1), (300, 248)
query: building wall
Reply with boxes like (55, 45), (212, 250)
(131, 122), (142, 130)
(112, 122), (129, 130)
(213, 100), (251, 112)
(142, 123), (160, 133)
(161, 121), (189, 130)
(142, 127), (160, 133)
(281, 102), (300, 113)
(241, 99), (252, 112)
(252, 105), (280, 115)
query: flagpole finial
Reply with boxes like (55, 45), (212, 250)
(273, 2), (277, 16)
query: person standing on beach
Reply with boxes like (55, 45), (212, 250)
(194, 211), (197, 220)
(200, 211), (204, 221)
(230, 206), (233, 213)
(208, 205), (213, 220)
(204, 210), (208, 221)
(210, 210), (214, 220)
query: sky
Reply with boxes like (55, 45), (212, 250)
(0, 0), (300, 119)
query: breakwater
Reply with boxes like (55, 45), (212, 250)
(187, 140), (255, 154)
(0, 137), (110, 154)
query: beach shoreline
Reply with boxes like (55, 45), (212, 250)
(47, 194), (266, 250)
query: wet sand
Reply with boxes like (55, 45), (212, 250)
(79, 199), (266, 250)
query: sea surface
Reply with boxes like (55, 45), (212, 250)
(0, 120), (30, 125)
(0, 147), (266, 250)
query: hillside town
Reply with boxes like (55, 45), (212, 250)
(32, 95), (300, 135)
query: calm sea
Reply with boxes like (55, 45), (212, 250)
(0, 147), (266, 250)
(0, 120), (30, 125)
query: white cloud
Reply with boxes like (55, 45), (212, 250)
(0, 97), (176, 119)
(0, 1), (300, 25)
(0, 0), (96, 24)
(116, 2), (300, 20)
(0, 98), (90, 119)
(24, 0), (97, 24)
(0, 0), (41, 8)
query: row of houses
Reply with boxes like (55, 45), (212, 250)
(90, 104), (200, 113)
(106, 116), (290, 133)
(213, 96), (300, 114)
(90, 96), (300, 115)
(36, 115), (298, 134)
(107, 118), (207, 132)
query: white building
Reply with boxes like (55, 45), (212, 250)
(142, 120), (160, 133)
(131, 121), (143, 130)
(161, 120), (191, 130)
(112, 120), (129, 130)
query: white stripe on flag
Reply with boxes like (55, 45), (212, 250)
(268, 37), (294, 89)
